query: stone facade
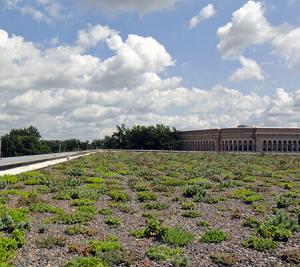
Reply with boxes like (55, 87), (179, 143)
(178, 127), (300, 153)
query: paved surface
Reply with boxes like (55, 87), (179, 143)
(0, 152), (80, 169)
(0, 153), (93, 176)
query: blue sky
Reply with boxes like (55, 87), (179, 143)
(0, 0), (300, 139)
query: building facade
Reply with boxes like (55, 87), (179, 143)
(178, 127), (300, 153)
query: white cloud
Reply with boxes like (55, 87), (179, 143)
(76, 0), (179, 14)
(217, 1), (275, 59)
(229, 56), (265, 82)
(3, 0), (64, 22)
(189, 4), (216, 29)
(272, 28), (300, 71)
(1, 25), (300, 139)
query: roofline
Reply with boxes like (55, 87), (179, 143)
(178, 127), (300, 133)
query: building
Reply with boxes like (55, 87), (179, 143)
(178, 126), (300, 153)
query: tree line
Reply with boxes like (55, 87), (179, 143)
(0, 125), (179, 157)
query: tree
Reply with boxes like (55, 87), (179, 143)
(1, 126), (49, 157)
(94, 124), (179, 150)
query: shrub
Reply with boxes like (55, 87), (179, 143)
(99, 208), (113, 216)
(85, 177), (104, 184)
(53, 211), (94, 225)
(131, 228), (146, 239)
(181, 202), (195, 210)
(258, 225), (292, 242)
(0, 237), (18, 264)
(160, 227), (194, 246)
(11, 229), (26, 247)
(243, 217), (261, 229)
(104, 217), (122, 227)
(201, 229), (228, 244)
(242, 236), (278, 251)
(143, 202), (168, 210)
(210, 253), (239, 267)
(147, 245), (188, 266)
(88, 240), (122, 255)
(108, 190), (129, 202)
(76, 206), (97, 215)
(64, 225), (97, 236)
(183, 185), (207, 202)
(144, 219), (163, 237)
(230, 189), (255, 199)
(242, 195), (263, 204)
(277, 196), (294, 209)
(182, 211), (201, 218)
(131, 182), (149, 192)
(197, 220), (210, 227)
(37, 236), (66, 249)
(71, 199), (95, 207)
(29, 202), (62, 214)
(63, 257), (105, 267)
(137, 192), (158, 202)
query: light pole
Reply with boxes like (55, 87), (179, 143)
(0, 138), (2, 158)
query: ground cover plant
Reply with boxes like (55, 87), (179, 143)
(0, 151), (299, 266)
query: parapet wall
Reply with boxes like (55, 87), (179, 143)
(178, 127), (300, 153)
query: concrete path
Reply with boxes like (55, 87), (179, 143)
(0, 153), (93, 176)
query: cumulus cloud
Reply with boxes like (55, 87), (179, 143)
(76, 0), (179, 14)
(189, 4), (216, 29)
(272, 28), (300, 71)
(1, 25), (300, 140)
(3, 0), (64, 22)
(229, 56), (265, 82)
(218, 0), (300, 74)
(217, 1), (275, 59)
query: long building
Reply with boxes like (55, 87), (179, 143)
(178, 126), (300, 153)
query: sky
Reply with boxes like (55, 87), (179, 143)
(0, 0), (300, 140)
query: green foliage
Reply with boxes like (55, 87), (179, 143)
(0, 237), (18, 264)
(201, 229), (228, 244)
(160, 227), (194, 246)
(242, 236), (278, 251)
(230, 189), (256, 199)
(277, 195), (294, 209)
(53, 211), (94, 225)
(88, 239), (122, 255)
(64, 225), (97, 236)
(71, 199), (95, 206)
(182, 210), (201, 218)
(0, 126), (48, 157)
(144, 219), (163, 237)
(137, 192), (158, 202)
(104, 216), (122, 227)
(85, 177), (104, 184)
(181, 202), (195, 210)
(108, 190), (129, 202)
(63, 257), (105, 267)
(0, 208), (30, 232)
(242, 194), (263, 204)
(130, 182), (149, 192)
(11, 229), (26, 247)
(97, 124), (179, 150)
(143, 202), (168, 210)
(197, 220), (210, 227)
(29, 202), (62, 213)
(243, 217), (261, 229)
(76, 206), (97, 215)
(183, 185), (207, 202)
(36, 236), (66, 249)
(147, 245), (188, 266)
(99, 208), (113, 216)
